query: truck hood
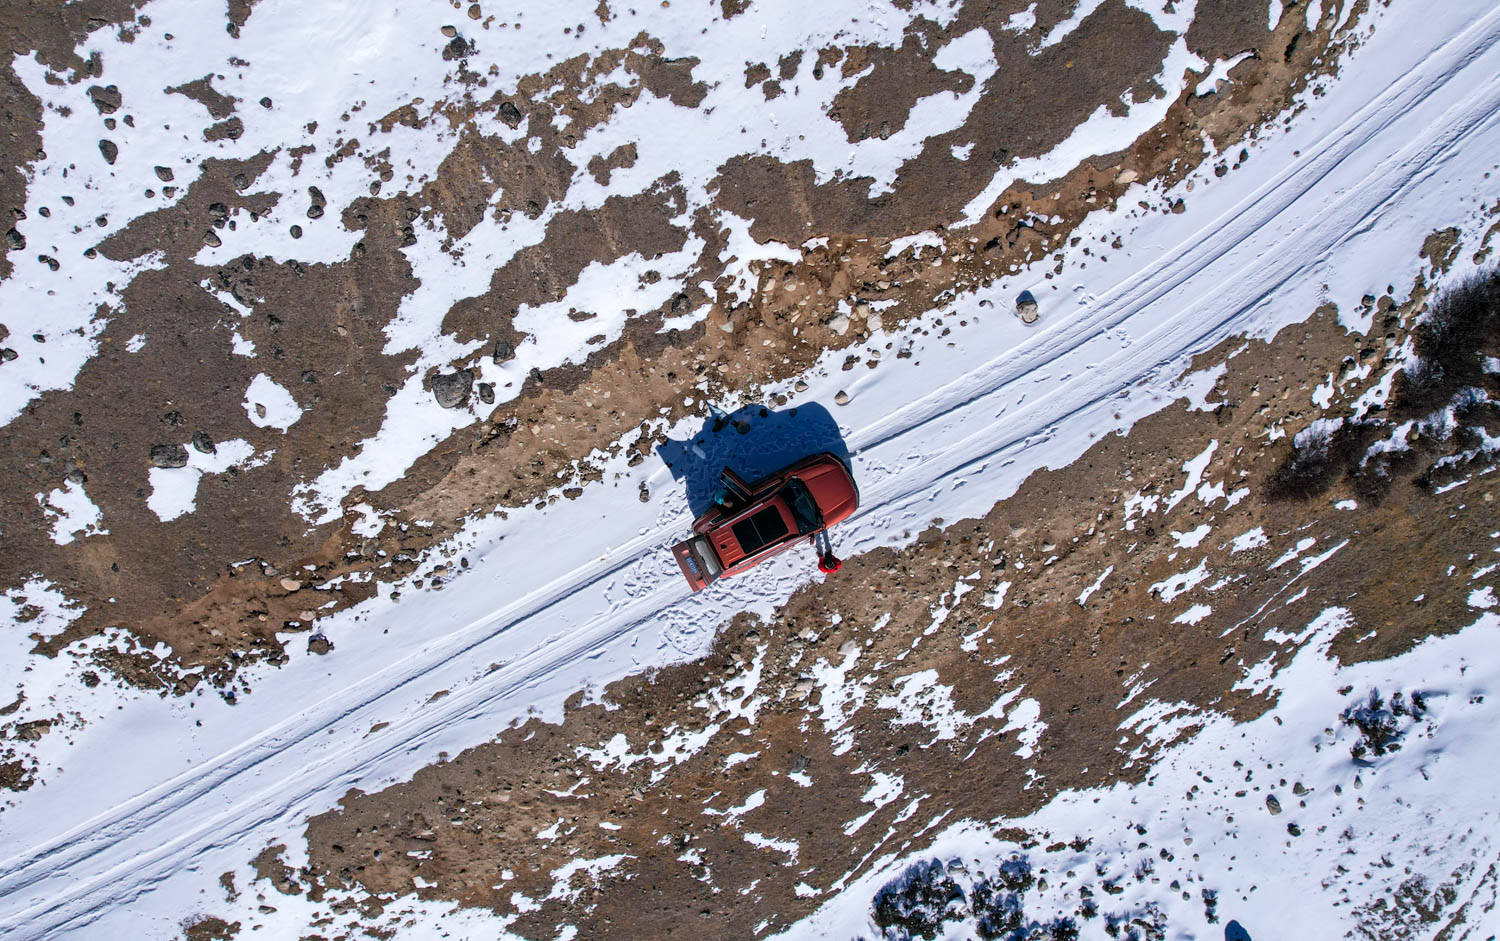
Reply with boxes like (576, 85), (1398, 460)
(797, 460), (858, 526)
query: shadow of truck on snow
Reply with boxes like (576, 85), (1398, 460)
(656, 402), (850, 518)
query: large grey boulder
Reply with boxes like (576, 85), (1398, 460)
(430, 369), (474, 409)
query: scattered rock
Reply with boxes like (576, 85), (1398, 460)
(1116, 168), (1139, 185)
(828, 313), (851, 335)
(499, 101), (523, 126)
(87, 84), (122, 114)
(1170, 198), (1186, 214)
(204, 117), (245, 142)
(289, 225), (302, 239)
(430, 369), (474, 408)
(867, 312), (884, 332)
(834, 390), (850, 405)
(0, 349), (16, 362)
(307, 634), (333, 655)
(279, 577), (302, 592)
(794, 379), (809, 393)
(154, 165), (174, 182)
(4, 229), (22, 250)
(1016, 290), (1039, 324)
(443, 36), (474, 60)
(149, 443), (189, 468)
(491, 339), (514, 364)
(1265, 794), (1282, 815)
(477, 381), (495, 404)
(192, 431), (216, 454)
(203, 230), (221, 248)
(98, 139), (118, 165)
(637, 482), (650, 502)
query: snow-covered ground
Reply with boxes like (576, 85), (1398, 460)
(2, 0), (1500, 936)
(785, 609), (1500, 940)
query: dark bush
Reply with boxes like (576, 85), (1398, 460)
(1266, 419), (1382, 501)
(872, 859), (966, 939)
(1342, 688), (1427, 760)
(1392, 268), (1500, 417)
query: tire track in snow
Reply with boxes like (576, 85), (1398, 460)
(3, 6), (1500, 935)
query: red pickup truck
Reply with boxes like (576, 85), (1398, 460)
(671, 452), (859, 591)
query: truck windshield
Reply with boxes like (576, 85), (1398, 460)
(782, 478), (822, 535)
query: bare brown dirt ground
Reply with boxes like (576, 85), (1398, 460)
(0, 0), (1358, 706)
(193, 234), (1500, 939)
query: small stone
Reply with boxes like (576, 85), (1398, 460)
(149, 443), (189, 468)
(1016, 290), (1040, 324)
(794, 379), (809, 393)
(1170, 198), (1186, 214)
(834, 390), (849, 405)
(467, 2), (481, 18)
(718, 320), (735, 333)
(827, 313), (851, 335)
(279, 577), (301, 591)
(491, 339), (514, 363)
(477, 381), (495, 404)
(441, 25), (457, 37)
(0, 349), (16, 362)
(154, 165), (174, 182)
(1116, 168), (1138, 185)
(430, 368), (474, 408)
(255, 403), (267, 419)
(867, 312), (884, 332)
(4, 228), (22, 250)
(499, 101), (523, 126)
(289, 224), (302, 239)
(259, 96), (272, 109)
(638, 482), (650, 503)
(307, 634), (333, 655)
(307, 204), (323, 219)
(98, 139), (118, 165)
(203, 230), (221, 248)
(1265, 794), (1282, 815)
(852, 301), (870, 320)
(191, 431), (216, 454)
